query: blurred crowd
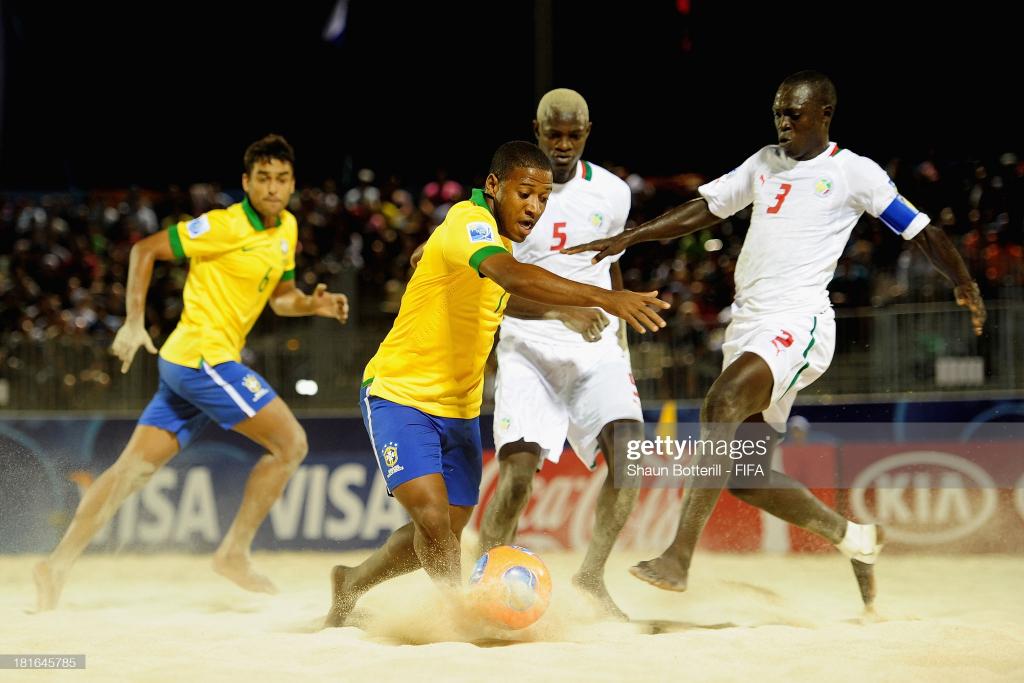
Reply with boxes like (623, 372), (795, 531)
(2, 152), (1022, 367)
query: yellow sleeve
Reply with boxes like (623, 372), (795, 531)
(281, 218), (297, 282)
(439, 207), (508, 274)
(167, 211), (237, 259)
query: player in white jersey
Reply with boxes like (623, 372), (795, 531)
(478, 89), (643, 619)
(566, 71), (986, 606)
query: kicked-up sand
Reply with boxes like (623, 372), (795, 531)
(2, 550), (1023, 682)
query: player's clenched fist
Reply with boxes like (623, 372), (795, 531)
(312, 283), (349, 324)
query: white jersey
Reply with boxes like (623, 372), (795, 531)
(699, 141), (930, 319)
(501, 160), (632, 344)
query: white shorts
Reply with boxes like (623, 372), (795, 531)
(493, 335), (644, 469)
(721, 309), (836, 432)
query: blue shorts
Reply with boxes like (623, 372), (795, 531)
(359, 384), (482, 507)
(139, 358), (278, 447)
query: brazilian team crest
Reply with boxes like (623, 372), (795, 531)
(383, 443), (399, 468)
(280, 239), (288, 253)
(382, 442), (403, 477)
(242, 374), (269, 401)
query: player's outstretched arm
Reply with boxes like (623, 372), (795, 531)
(561, 197), (722, 264)
(110, 230), (174, 373)
(611, 261), (630, 352)
(479, 252), (668, 333)
(911, 224), (986, 336)
(504, 296), (609, 342)
(269, 281), (349, 324)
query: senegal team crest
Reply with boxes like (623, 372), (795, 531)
(814, 177), (834, 197)
(589, 212), (604, 227)
(242, 374), (269, 401)
(383, 443), (399, 468)
(499, 417), (511, 431)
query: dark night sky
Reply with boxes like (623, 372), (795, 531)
(1, 1), (1018, 190)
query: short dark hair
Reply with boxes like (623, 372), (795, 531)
(489, 141), (551, 181)
(243, 134), (295, 175)
(780, 70), (837, 109)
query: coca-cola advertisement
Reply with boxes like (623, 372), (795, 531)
(471, 427), (1024, 554)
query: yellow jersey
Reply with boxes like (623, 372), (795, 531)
(160, 198), (297, 367)
(364, 189), (510, 418)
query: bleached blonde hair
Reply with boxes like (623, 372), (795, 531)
(536, 88), (589, 123)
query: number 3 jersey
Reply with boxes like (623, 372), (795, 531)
(699, 142), (931, 320)
(500, 160), (632, 345)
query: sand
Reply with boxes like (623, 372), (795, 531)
(2, 550), (1023, 682)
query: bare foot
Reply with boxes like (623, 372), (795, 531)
(33, 561), (65, 612)
(212, 551), (278, 594)
(572, 571), (628, 621)
(851, 525), (885, 610)
(323, 565), (361, 628)
(629, 556), (689, 592)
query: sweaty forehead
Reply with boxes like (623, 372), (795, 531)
(774, 84), (817, 109)
(510, 166), (553, 186)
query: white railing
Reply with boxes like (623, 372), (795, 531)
(2, 302), (1021, 411)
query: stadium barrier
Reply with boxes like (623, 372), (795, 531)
(3, 302), (1020, 411)
(3, 398), (1021, 555)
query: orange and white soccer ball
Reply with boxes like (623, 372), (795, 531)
(466, 545), (553, 630)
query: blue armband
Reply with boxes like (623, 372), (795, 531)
(879, 195), (920, 235)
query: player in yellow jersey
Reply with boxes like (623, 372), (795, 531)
(34, 135), (349, 611)
(324, 141), (670, 627)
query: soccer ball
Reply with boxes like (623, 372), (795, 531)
(466, 545), (553, 630)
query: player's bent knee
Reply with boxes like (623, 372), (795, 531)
(116, 457), (159, 494)
(702, 386), (750, 424)
(276, 428), (309, 470)
(290, 433), (309, 465)
(410, 506), (453, 543)
(502, 467), (535, 505)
